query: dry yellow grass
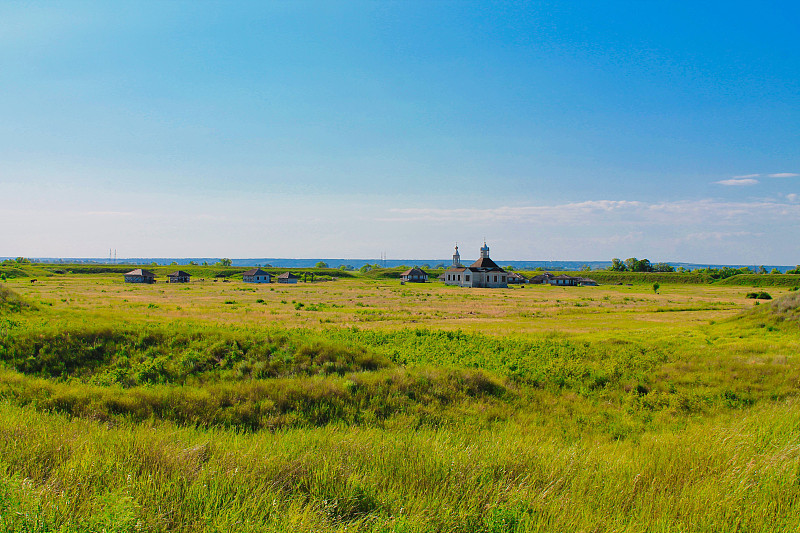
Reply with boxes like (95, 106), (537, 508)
(8, 274), (787, 341)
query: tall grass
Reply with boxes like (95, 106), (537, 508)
(0, 399), (798, 532)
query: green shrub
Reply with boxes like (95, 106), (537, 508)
(745, 291), (772, 300)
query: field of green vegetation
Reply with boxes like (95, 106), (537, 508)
(1, 266), (799, 532)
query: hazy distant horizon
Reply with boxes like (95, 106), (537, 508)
(6, 256), (797, 273)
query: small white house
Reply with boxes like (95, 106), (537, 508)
(400, 267), (428, 283)
(242, 268), (271, 283)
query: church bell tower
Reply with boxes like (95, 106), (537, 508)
(452, 245), (461, 267)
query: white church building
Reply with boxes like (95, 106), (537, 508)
(443, 243), (508, 288)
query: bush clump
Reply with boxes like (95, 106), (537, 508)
(745, 291), (772, 300)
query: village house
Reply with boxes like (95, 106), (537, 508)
(443, 243), (508, 288)
(166, 270), (191, 283)
(528, 272), (597, 286)
(506, 272), (528, 284)
(124, 268), (156, 284)
(528, 272), (555, 285)
(550, 274), (579, 286)
(242, 268), (271, 283)
(277, 272), (300, 284)
(400, 267), (428, 283)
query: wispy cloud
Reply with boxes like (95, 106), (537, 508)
(734, 174), (760, 179)
(715, 178), (759, 186)
(384, 200), (643, 224)
(385, 198), (800, 227)
(768, 173), (799, 178)
(787, 193), (799, 203)
(685, 231), (763, 241)
(84, 211), (134, 217)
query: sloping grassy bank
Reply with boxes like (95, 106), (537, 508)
(715, 273), (800, 287)
(0, 325), (390, 386)
(542, 271), (711, 284)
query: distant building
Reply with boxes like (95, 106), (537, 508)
(528, 272), (555, 285)
(443, 243), (508, 288)
(400, 267), (428, 283)
(277, 272), (300, 284)
(242, 268), (271, 283)
(507, 272), (528, 284)
(550, 275), (578, 286)
(576, 277), (598, 286)
(124, 269), (156, 284)
(166, 270), (191, 283)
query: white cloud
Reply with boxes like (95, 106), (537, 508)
(768, 173), (799, 178)
(715, 178), (759, 186)
(734, 174), (760, 179)
(384, 200), (643, 224)
(386, 198), (800, 228)
(787, 193), (799, 203)
(684, 231), (763, 241)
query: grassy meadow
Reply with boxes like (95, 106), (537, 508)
(1, 267), (799, 531)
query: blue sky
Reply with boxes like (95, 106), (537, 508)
(2, 1), (799, 263)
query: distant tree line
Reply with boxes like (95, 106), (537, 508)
(608, 258), (800, 278)
(609, 258), (674, 273)
(1, 258), (31, 266)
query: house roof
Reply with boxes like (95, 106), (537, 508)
(400, 267), (428, 276)
(552, 274), (578, 280)
(277, 272), (299, 279)
(167, 271), (191, 277)
(444, 267), (468, 272)
(242, 268), (269, 276)
(507, 272), (527, 280)
(468, 257), (504, 271)
(125, 269), (155, 277)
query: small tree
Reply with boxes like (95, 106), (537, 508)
(216, 258), (232, 267)
(770, 268), (781, 274)
(653, 282), (660, 294)
(758, 265), (767, 274)
(610, 258), (627, 272)
(315, 261), (328, 269)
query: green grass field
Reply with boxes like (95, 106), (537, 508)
(1, 268), (799, 532)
